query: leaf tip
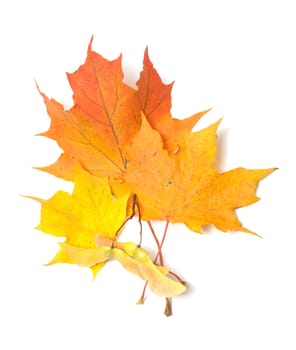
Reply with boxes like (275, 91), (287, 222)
(144, 46), (149, 58)
(22, 194), (44, 204)
(88, 35), (94, 52)
(35, 81), (43, 96)
(143, 46), (153, 67)
(34, 78), (39, 90)
(261, 167), (278, 180)
(240, 227), (262, 238)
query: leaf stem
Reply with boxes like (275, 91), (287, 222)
(147, 221), (163, 265)
(112, 194), (142, 245)
(157, 219), (169, 260)
(137, 219), (170, 309)
(168, 270), (186, 285)
(160, 220), (172, 316)
(164, 297), (172, 317)
(137, 281), (148, 304)
(136, 199), (143, 247)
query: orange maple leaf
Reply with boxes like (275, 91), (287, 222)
(38, 37), (141, 181)
(124, 114), (275, 234)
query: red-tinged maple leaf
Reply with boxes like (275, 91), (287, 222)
(136, 48), (209, 153)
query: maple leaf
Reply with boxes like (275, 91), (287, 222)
(36, 166), (130, 277)
(136, 48), (209, 153)
(124, 114), (275, 234)
(38, 37), (141, 181)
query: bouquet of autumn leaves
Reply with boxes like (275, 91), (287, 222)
(34, 37), (275, 316)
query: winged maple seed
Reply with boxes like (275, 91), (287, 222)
(34, 37), (275, 315)
(58, 238), (186, 297)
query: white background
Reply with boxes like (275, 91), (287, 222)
(1, 1), (295, 349)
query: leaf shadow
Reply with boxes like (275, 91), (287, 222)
(123, 63), (139, 88)
(201, 224), (216, 235)
(215, 127), (228, 172)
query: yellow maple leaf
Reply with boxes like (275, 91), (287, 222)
(36, 166), (130, 276)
